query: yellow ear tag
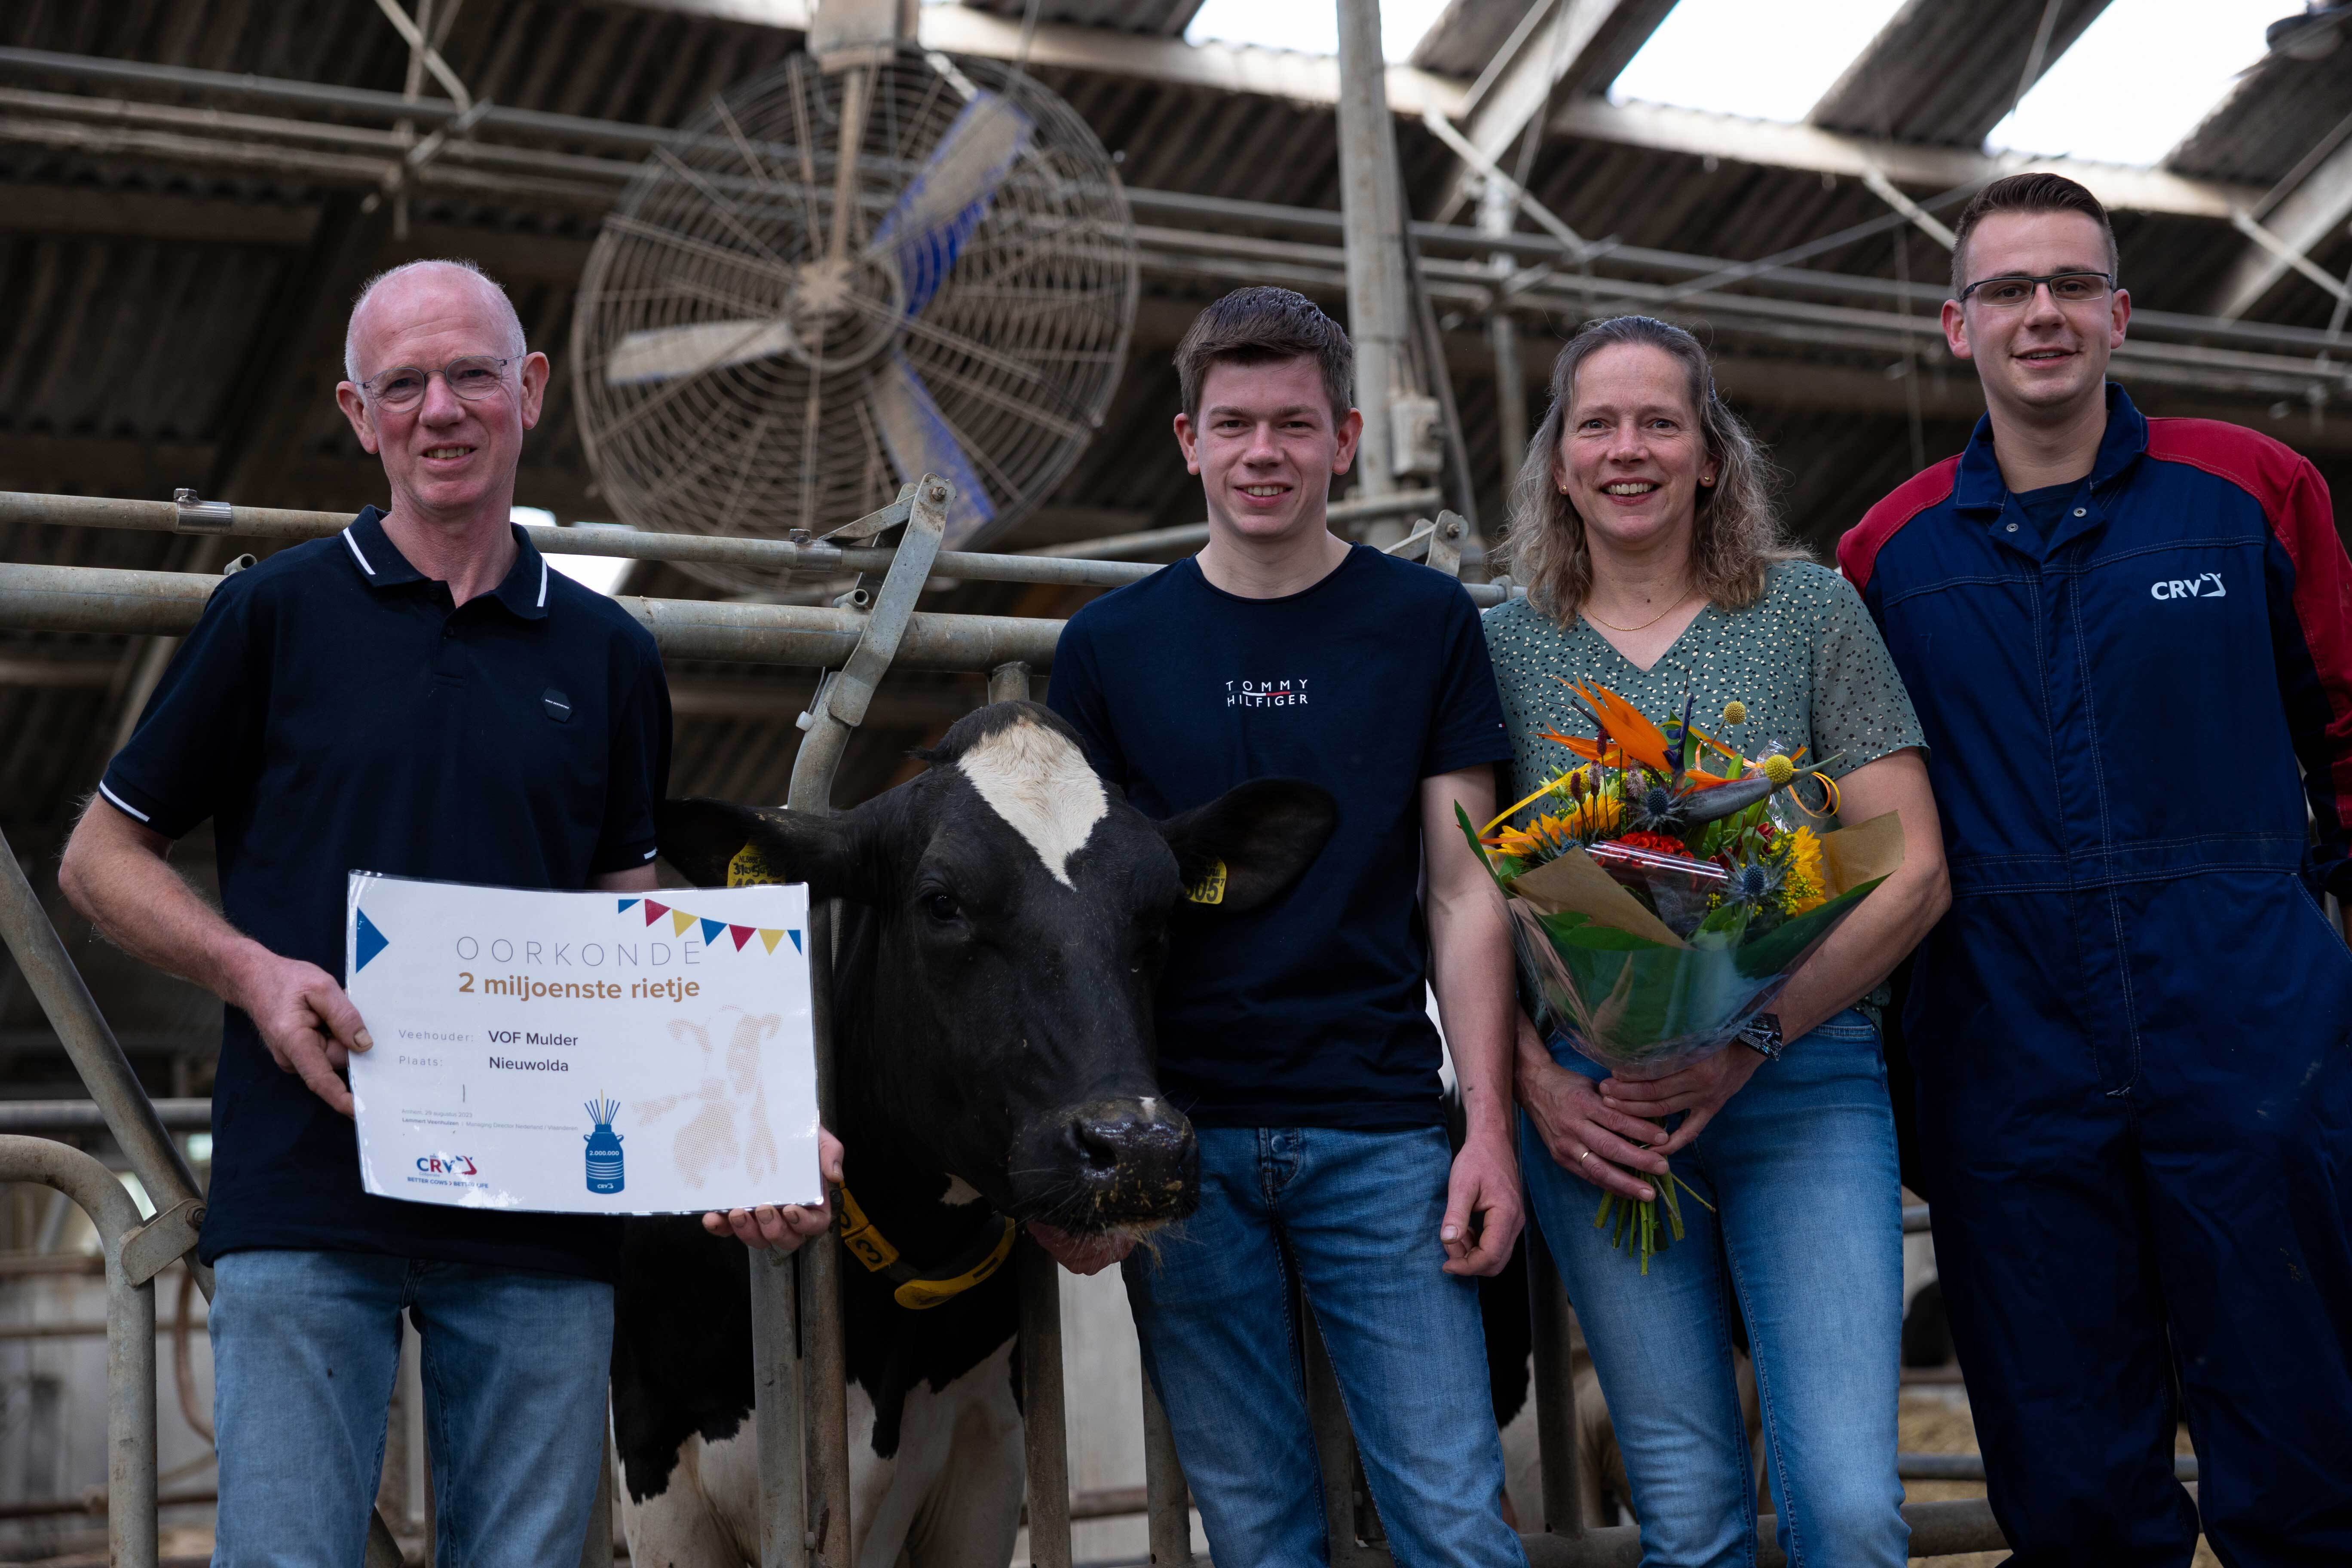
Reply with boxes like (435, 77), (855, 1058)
(1185, 859), (1228, 905)
(728, 843), (779, 888)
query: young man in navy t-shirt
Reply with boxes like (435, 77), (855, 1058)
(1045, 288), (1528, 1565)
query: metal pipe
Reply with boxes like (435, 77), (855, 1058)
(0, 490), (1430, 589)
(1028, 489), (1442, 562)
(0, 1135), (158, 1568)
(1482, 178), (1530, 490)
(0, 1097), (212, 1132)
(1017, 1240), (1073, 1568)
(0, 830), (207, 1275)
(0, 562), (1066, 670)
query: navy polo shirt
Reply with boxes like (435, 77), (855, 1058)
(100, 507), (671, 1280)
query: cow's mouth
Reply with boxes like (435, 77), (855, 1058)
(1009, 1096), (1200, 1231)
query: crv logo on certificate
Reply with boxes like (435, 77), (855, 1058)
(345, 872), (823, 1215)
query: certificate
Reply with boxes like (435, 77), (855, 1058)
(344, 872), (823, 1215)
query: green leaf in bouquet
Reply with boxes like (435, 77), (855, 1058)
(1694, 901), (1751, 941)
(1455, 802), (1512, 893)
(1732, 874), (1888, 978)
(1537, 910), (1677, 952)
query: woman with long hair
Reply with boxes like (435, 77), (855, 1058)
(1486, 315), (1951, 1565)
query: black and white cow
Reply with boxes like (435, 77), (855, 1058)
(611, 702), (1335, 1568)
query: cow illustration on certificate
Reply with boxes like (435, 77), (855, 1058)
(343, 872), (824, 1214)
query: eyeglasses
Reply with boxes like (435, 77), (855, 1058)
(1957, 272), (2116, 309)
(358, 355), (514, 412)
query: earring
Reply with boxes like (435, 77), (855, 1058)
(1701, 476), (1715, 487)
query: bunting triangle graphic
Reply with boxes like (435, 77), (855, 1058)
(729, 924), (755, 950)
(618, 898), (640, 913)
(758, 928), (784, 954)
(355, 909), (391, 972)
(644, 900), (668, 927)
(671, 909), (696, 937)
(789, 928), (803, 953)
(699, 917), (726, 946)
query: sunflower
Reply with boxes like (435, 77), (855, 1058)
(1779, 825), (1827, 914)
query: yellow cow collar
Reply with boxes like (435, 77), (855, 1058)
(833, 1183), (1017, 1311)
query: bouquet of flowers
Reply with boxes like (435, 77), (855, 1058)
(1460, 681), (1904, 1270)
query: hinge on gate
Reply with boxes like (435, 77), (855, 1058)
(172, 488), (234, 533)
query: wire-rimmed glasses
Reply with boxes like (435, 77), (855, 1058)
(358, 355), (516, 411)
(1956, 272), (2116, 309)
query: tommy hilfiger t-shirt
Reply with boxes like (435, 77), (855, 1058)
(1047, 544), (1512, 1129)
(99, 507), (671, 1280)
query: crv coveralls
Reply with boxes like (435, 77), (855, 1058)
(1841, 385), (2352, 1568)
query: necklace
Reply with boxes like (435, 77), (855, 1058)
(1584, 593), (1695, 634)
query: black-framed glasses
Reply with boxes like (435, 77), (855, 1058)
(358, 355), (515, 411)
(1957, 271), (2116, 309)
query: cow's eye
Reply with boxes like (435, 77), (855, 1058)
(924, 891), (960, 923)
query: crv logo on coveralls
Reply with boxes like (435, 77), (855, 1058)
(2150, 573), (2226, 600)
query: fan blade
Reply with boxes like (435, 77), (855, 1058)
(604, 319), (792, 386)
(871, 91), (1035, 318)
(867, 349), (995, 544)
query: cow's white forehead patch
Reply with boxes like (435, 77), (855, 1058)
(956, 720), (1107, 888)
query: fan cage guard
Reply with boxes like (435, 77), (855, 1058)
(571, 47), (1138, 594)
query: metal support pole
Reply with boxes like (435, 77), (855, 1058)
(749, 1246), (807, 1566)
(1481, 177), (1530, 487)
(1017, 1239), (1072, 1568)
(0, 1135), (157, 1568)
(1333, 0), (1409, 505)
(1302, 1304), (1384, 1564)
(1139, 1369), (1191, 1565)
(1526, 1217), (1583, 1536)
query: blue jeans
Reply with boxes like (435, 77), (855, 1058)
(209, 1249), (613, 1568)
(1124, 1124), (1526, 1568)
(1522, 1011), (1906, 1568)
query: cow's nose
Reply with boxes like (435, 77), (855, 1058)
(1017, 1096), (1198, 1226)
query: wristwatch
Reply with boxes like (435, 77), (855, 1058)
(1737, 1011), (1785, 1061)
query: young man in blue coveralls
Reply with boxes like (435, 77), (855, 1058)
(1841, 175), (2352, 1567)
(1039, 288), (1529, 1566)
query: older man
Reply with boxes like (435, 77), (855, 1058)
(58, 260), (714, 1565)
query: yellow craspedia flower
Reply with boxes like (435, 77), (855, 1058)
(1782, 826), (1827, 914)
(1722, 700), (1747, 726)
(1760, 753), (1797, 786)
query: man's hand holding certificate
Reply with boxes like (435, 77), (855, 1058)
(344, 873), (825, 1215)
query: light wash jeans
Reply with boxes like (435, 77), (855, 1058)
(1522, 1011), (1906, 1568)
(209, 1249), (613, 1568)
(1124, 1124), (1528, 1568)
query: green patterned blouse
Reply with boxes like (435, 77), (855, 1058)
(1480, 560), (1926, 826)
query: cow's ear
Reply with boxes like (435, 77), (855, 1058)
(657, 798), (868, 898)
(1156, 778), (1338, 916)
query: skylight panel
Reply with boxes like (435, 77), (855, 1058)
(1183, 0), (1450, 61)
(1987, 0), (2274, 168)
(1608, 0), (1907, 122)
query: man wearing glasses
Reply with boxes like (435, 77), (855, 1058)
(1841, 174), (2352, 1564)
(58, 260), (690, 1565)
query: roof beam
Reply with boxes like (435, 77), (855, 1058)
(1430, 0), (1674, 224)
(2208, 138), (2352, 319)
(1545, 97), (2257, 220)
